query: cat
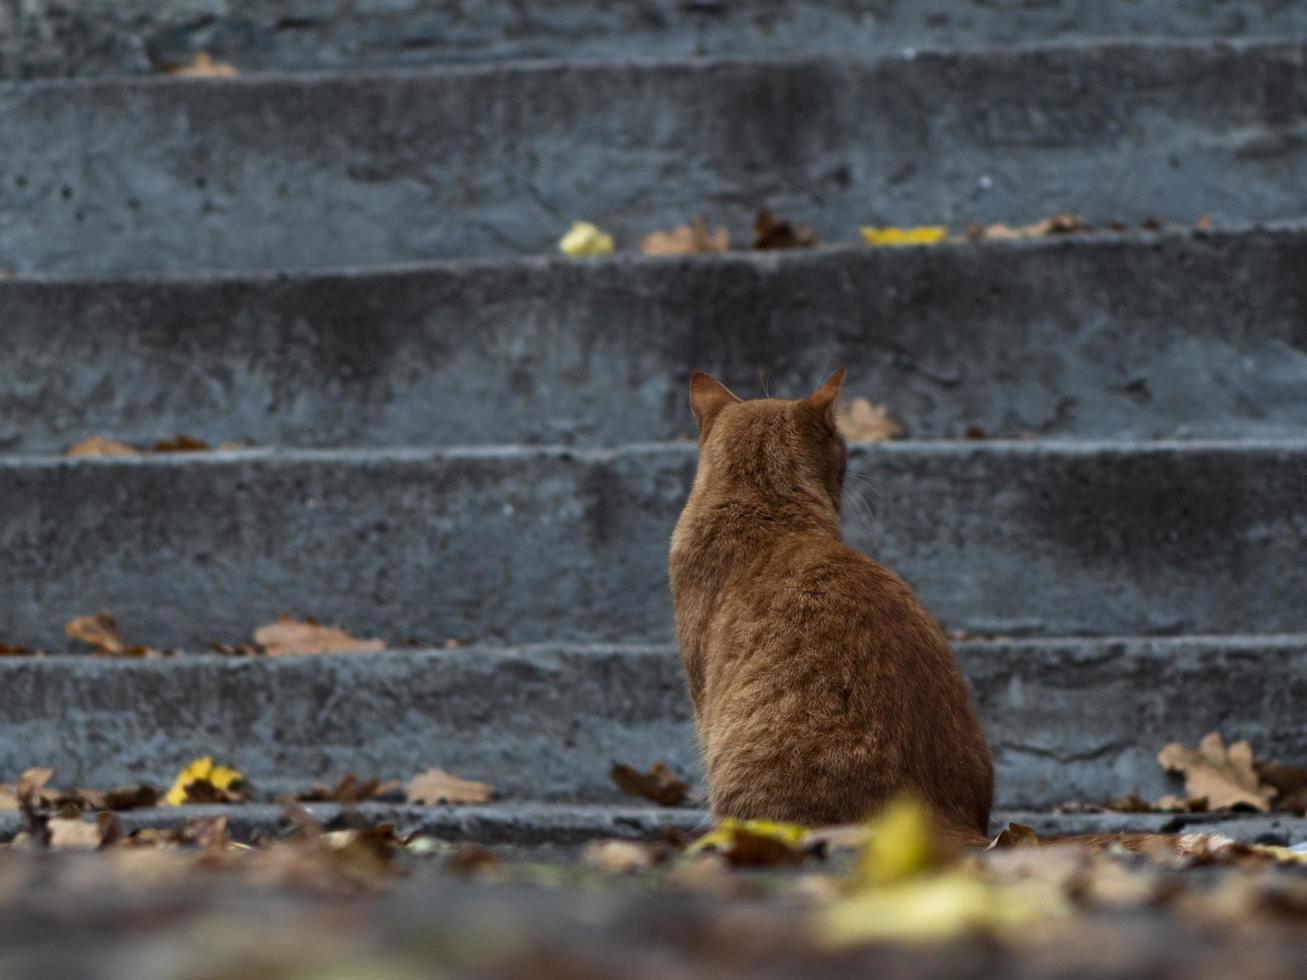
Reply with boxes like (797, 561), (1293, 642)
(669, 369), (994, 837)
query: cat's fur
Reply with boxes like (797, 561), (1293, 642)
(669, 369), (994, 836)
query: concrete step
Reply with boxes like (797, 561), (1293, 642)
(1, 801), (1304, 848)
(3, 441), (1305, 649)
(5, 226), (1306, 453)
(2, 636), (1305, 809)
(6, 0), (1306, 79)
(4, 40), (1305, 274)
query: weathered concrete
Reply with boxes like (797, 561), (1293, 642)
(5, 227), (1307, 452)
(5, 0), (1307, 78)
(2, 636), (1306, 808)
(3, 41), (1306, 274)
(2, 442), (1306, 648)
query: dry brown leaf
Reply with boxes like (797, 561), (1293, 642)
(17, 767), (54, 804)
(0, 785), (17, 810)
(987, 822), (1040, 850)
(253, 615), (385, 656)
(640, 215), (730, 255)
(66, 436), (138, 458)
(64, 612), (161, 657)
(1194, 214), (1213, 231)
(968, 213), (1090, 241)
(298, 773), (398, 804)
(405, 768), (492, 806)
(583, 839), (663, 873)
(839, 397), (905, 443)
(1105, 793), (1159, 814)
(165, 51), (238, 77)
(1157, 732), (1275, 812)
(48, 813), (119, 850)
(101, 784), (162, 811)
(152, 434), (211, 453)
(1256, 759), (1307, 814)
(752, 208), (817, 250)
(610, 761), (690, 807)
(0, 643), (42, 657)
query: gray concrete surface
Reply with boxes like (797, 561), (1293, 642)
(3, 40), (1305, 274)
(2, 636), (1305, 808)
(5, 226), (1307, 452)
(4, 0), (1306, 78)
(2, 442), (1305, 649)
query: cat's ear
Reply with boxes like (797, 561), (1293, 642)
(689, 372), (741, 429)
(806, 367), (847, 423)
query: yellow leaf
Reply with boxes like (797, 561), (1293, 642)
(559, 221), (614, 257)
(818, 870), (1060, 947)
(860, 225), (948, 247)
(686, 818), (809, 857)
(1252, 844), (1307, 865)
(163, 756), (246, 806)
(856, 796), (944, 885)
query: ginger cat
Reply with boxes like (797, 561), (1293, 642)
(669, 369), (994, 836)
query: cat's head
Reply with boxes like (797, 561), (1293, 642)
(687, 369), (847, 511)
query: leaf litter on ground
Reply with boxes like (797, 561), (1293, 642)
(252, 614), (386, 656)
(405, 769), (493, 806)
(609, 761), (691, 807)
(64, 611), (169, 657)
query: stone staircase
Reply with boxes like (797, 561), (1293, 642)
(2, 1), (1305, 833)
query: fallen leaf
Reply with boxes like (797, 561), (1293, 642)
(1104, 793), (1159, 814)
(559, 221), (614, 257)
(967, 213), (1091, 241)
(152, 435), (211, 453)
(17, 768), (54, 805)
(818, 870), (1061, 946)
(66, 436), (138, 458)
(860, 225), (948, 246)
(101, 784), (162, 811)
(0, 785), (17, 810)
(298, 773), (398, 804)
(64, 611), (162, 657)
(583, 839), (663, 873)
(165, 51), (238, 77)
(1194, 214), (1213, 231)
(609, 761), (690, 807)
(405, 769), (492, 806)
(1155, 793), (1209, 813)
(752, 208), (817, 249)
(209, 642), (261, 657)
(48, 813), (119, 850)
(688, 818), (811, 868)
(163, 757), (247, 807)
(987, 822), (1040, 850)
(253, 615), (385, 656)
(839, 397), (905, 443)
(1157, 733), (1275, 812)
(640, 215), (729, 255)
(857, 797), (954, 885)
(1256, 759), (1307, 814)
(0, 643), (42, 657)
